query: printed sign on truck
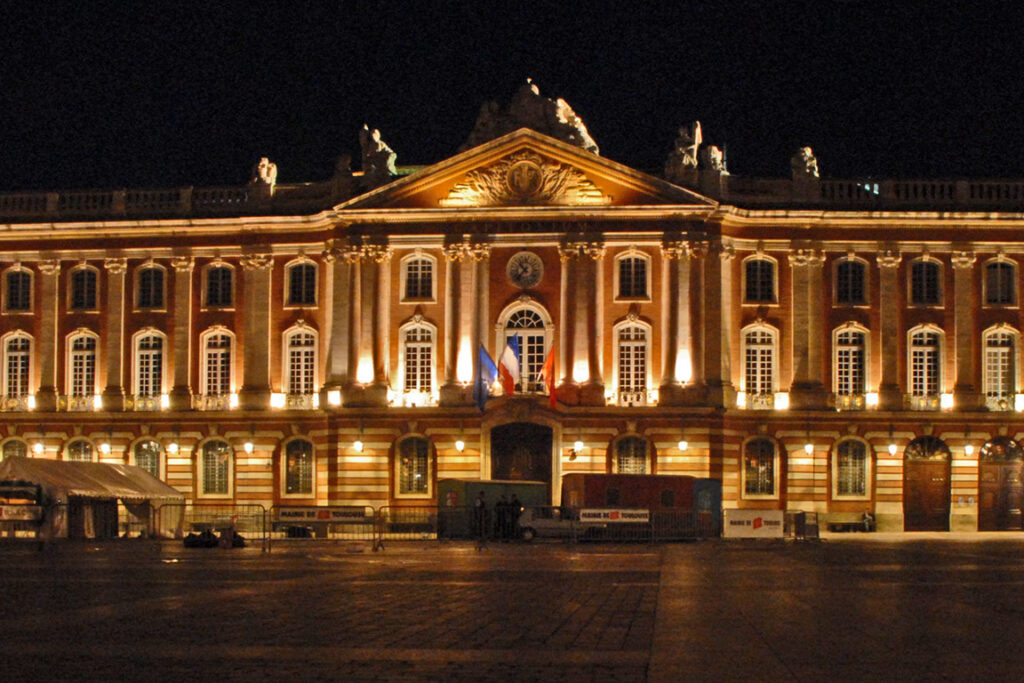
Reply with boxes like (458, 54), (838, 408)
(579, 509), (650, 523)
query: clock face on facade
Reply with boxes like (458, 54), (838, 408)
(507, 251), (543, 289)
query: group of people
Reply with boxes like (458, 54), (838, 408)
(473, 491), (523, 543)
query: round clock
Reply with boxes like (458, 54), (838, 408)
(507, 251), (543, 289)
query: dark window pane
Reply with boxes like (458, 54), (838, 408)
(6, 271), (31, 311)
(836, 260), (865, 304)
(985, 262), (1015, 305)
(287, 264), (316, 305)
(207, 267), (232, 307)
(138, 268), (164, 308)
(911, 261), (941, 305)
(745, 259), (775, 302)
(71, 269), (97, 309)
(619, 257), (647, 298)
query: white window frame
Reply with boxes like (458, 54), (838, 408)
(742, 255), (778, 305)
(284, 258), (318, 308)
(983, 257), (1017, 307)
(196, 438), (234, 499)
(3, 265), (33, 314)
(983, 325), (1018, 411)
(833, 256), (868, 306)
(130, 438), (164, 480)
(909, 257), (942, 307)
(1, 331), (33, 403)
(132, 328), (167, 403)
(833, 323), (869, 407)
(399, 252), (437, 303)
(68, 264), (100, 312)
(203, 261), (235, 309)
(65, 329), (99, 401)
(741, 437), (780, 500)
(613, 319), (652, 406)
(611, 435), (651, 474)
(393, 435), (433, 499)
(613, 249), (652, 302)
(832, 438), (873, 500)
(281, 437), (316, 498)
(397, 320), (437, 405)
(495, 300), (553, 393)
(199, 327), (235, 398)
(135, 262), (167, 311)
(63, 438), (96, 463)
(741, 324), (778, 409)
(1, 438), (29, 460)
(907, 324), (944, 405)
(283, 325), (318, 398)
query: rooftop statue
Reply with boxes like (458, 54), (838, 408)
(250, 157), (278, 199)
(791, 146), (819, 179)
(461, 78), (599, 154)
(665, 121), (702, 180)
(701, 145), (728, 174)
(359, 124), (398, 189)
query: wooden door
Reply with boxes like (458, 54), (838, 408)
(490, 422), (552, 497)
(904, 460), (950, 531)
(978, 462), (1024, 531)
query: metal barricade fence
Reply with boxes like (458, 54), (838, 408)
(153, 503), (268, 550)
(376, 506), (441, 547)
(267, 505), (375, 552)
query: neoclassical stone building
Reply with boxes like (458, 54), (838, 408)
(1, 85), (1022, 532)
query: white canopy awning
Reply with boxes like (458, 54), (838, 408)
(0, 457), (184, 505)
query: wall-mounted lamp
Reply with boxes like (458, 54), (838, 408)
(353, 440), (364, 453)
(804, 442), (814, 455)
(888, 425), (897, 456)
(678, 440), (688, 452)
(455, 439), (465, 453)
(965, 444), (974, 456)
(167, 442), (179, 455)
(243, 441), (254, 454)
(99, 442), (111, 455)
(32, 441), (44, 455)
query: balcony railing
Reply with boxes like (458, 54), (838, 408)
(62, 395), (95, 412)
(986, 395), (1014, 412)
(908, 394), (940, 411)
(285, 393), (318, 410)
(835, 394), (866, 411)
(129, 395), (163, 411)
(193, 394), (234, 411)
(0, 395), (31, 412)
(748, 393), (775, 410)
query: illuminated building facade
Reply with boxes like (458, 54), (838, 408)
(1, 88), (1023, 532)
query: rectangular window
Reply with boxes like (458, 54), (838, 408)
(618, 256), (647, 298)
(202, 449), (229, 495)
(205, 336), (231, 396)
(71, 270), (97, 310)
(837, 442), (867, 496)
(835, 261), (865, 305)
(617, 326), (647, 405)
(138, 268), (164, 308)
(288, 264), (316, 306)
(835, 331), (865, 396)
(403, 328), (432, 393)
(911, 261), (941, 305)
(285, 441), (314, 495)
(6, 271), (31, 311)
(70, 337), (96, 398)
(744, 441), (775, 495)
(745, 259), (775, 303)
(206, 267), (232, 307)
(404, 259), (433, 300)
(985, 263), (1016, 305)
(286, 332), (316, 395)
(910, 333), (940, 396)
(137, 338), (163, 398)
(5, 338), (29, 398)
(398, 438), (429, 495)
(985, 332), (1014, 408)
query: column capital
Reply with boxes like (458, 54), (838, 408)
(470, 243), (492, 261)
(558, 243), (582, 261)
(660, 241), (688, 260)
(710, 241), (735, 261)
(239, 254), (274, 271)
(876, 249), (902, 269)
(582, 241), (605, 260)
(951, 251), (977, 270)
(788, 248), (825, 268)
(361, 243), (392, 263)
(170, 255), (195, 272)
(103, 257), (127, 274)
(37, 259), (60, 275)
(443, 242), (470, 262)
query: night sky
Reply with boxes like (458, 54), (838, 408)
(2, 2), (1022, 192)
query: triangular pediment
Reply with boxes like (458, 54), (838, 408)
(335, 128), (716, 211)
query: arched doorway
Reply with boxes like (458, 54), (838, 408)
(490, 422), (553, 499)
(978, 437), (1024, 531)
(903, 436), (951, 531)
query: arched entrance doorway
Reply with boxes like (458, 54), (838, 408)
(903, 436), (951, 531)
(490, 422), (553, 500)
(978, 437), (1024, 531)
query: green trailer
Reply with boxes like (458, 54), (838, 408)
(436, 479), (548, 539)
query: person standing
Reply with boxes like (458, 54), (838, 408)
(474, 491), (487, 549)
(509, 493), (522, 540)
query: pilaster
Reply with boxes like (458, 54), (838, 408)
(102, 257), (127, 411)
(952, 251), (983, 410)
(788, 248), (828, 409)
(168, 256), (194, 411)
(238, 253), (273, 410)
(877, 249), (903, 410)
(35, 259), (60, 411)
(703, 241), (736, 408)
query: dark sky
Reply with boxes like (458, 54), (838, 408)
(2, 1), (1022, 191)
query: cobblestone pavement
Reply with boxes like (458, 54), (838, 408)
(3, 534), (1024, 681)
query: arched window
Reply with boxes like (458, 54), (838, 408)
(835, 258), (866, 305)
(910, 259), (941, 305)
(984, 260), (1016, 306)
(616, 252), (650, 300)
(137, 265), (165, 309)
(834, 325), (867, 403)
(69, 267), (98, 310)
(904, 436), (950, 461)
(401, 255), (435, 301)
(200, 329), (234, 398)
(2, 440), (27, 460)
(205, 265), (233, 307)
(284, 328), (317, 397)
(5, 268), (32, 312)
(615, 322), (650, 406)
(67, 332), (98, 402)
(286, 261), (317, 306)
(980, 437), (1024, 462)
(2, 333), (32, 402)
(283, 439), (314, 495)
(400, 323), (434, 400)
(65, 439), (94, 462)
(504, 308), (548, 392)
(199, 440), (232, 496)
(742, 325), (777, 408)
(133, 440), (162, 478)
(133, 331), (165, 402)
(743, 438), (776, 497)
(834, 439), (869, 498)
(983, 327), (1017, 410)
(908, 326), (942, 405)
(744, 257), (776, 303)
(614, 436), (649, 474)
(395, 436), (431, 496)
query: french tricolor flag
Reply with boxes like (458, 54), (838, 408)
(498, 337), (521, 396)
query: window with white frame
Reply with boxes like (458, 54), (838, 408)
(617, 253), (649, 299)
(984, 328), (1016, 409)
(134, 333), (164, 399)
(910, 259), (941, 305)
(65, 439), (94, 462)
(505, 309), (547, 392)
(200, 440), (231, 496)
(835, 439), (868, 497)
(137, 266), (164, 309)
(615, 436), (649, 474)
(284, 438), (314, 495)
(401, 325), (433, 394)
(835, 259), (866, 305)
(286, 262), (316, 306)
(70, 267), (98, 310)
(616, 323), (649, 405)
(3, 334), (31, 399)
(985, 261), (1016, 306)
(834, 328), (866, 396)
(133, 440), (161, 479)
(5, 268), (31, 312)
(201, 331), (233, 396)
(285, 329), (317, 396)
(68, 333), (97, 398)
(744, 257), (775, 303)
(2, 440), (27, 459)
(743, 326), (777, 402)
(396, 436), (430, 496)
(205, 265), (233, 307)
(743, 438), (776, 496)
(909, 328), (942, 397)
(402, 256), (434, 301)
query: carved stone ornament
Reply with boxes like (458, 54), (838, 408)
(951, 251), (977, 270)
(876, 249), (902, 269)
(38, 259), (60, 276)
(103, 258), (127, 274)
(440, 150), (610, 208)
(470, 243), (492, 261)
(660, 241), (688, 260)
(582, 242), (606, 260)
(240, 254), (274, 271)
(788, 248), (824, 268)
(360, 244), (391, 263)
(444, 243), (471, 262)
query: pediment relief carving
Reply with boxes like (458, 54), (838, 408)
(440, 150), (610, 207)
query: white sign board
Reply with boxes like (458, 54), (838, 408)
(723, 509), (784, 538)
(274, 507), (368, 523)
(580, 509), (650, 524)
(0, 504), (42, 521)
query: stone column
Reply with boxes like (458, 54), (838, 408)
(168, 256), (194, 411)
(238, 254), (273, 410)
(556, 244), (579, 395)
(877, 250), (903, 410)
(580, 241), (605, 405)
(659, 240), (688, 404)
(471, 243), (492, 398)
(703, 241), (736, 408)
(351, 243), (389, 407)
(35, 259), (60, 411)
(788, 248), (828, 409)
(321, 241), (361, 406)
(440, 241), (468, 405)
(102, 258), (127, 411)
(952, 251), (982, 409)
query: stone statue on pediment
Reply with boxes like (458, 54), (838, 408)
(359, 124), (398, 189)
(702, 145), (728, 174)
(250, 157), (277, 199)
(791, 146), (819, 179)
(665, 121), (702, 182)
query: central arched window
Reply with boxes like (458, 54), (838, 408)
(2, 439), (27, 460)
(615, 322), (650, 406)
(743, 438), (777, 497)
(395, 436), (431, 496)
(401, 255), (435, 301)
(133, 440), (162, 478)
(283, 439), (314, 495)
(286, 261), (317, 306)
(400, 323), (434, 400)
(200, 440), (232, 496)
(284, 328), (317, 397)
(67, 332), (98, 400)
(201, 329), (234, 397)
(134, 332), (165, 401)
(742, 325), (778, 408)
(908, 326), (942, 403)
(616, 252), (650, 300)
(984, 327), (1017, 410)
(3, 333), (32, 400)
(614, 436), (649, 474)
(65, 439), (94, 462)
(834, 439), (869, 498)
(503, 308), (548, 392)
(744, 257), (776, 303)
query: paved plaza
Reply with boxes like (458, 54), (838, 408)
(3, 534), (1024, 681)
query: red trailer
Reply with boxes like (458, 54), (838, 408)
(561, 473), (696, 512)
